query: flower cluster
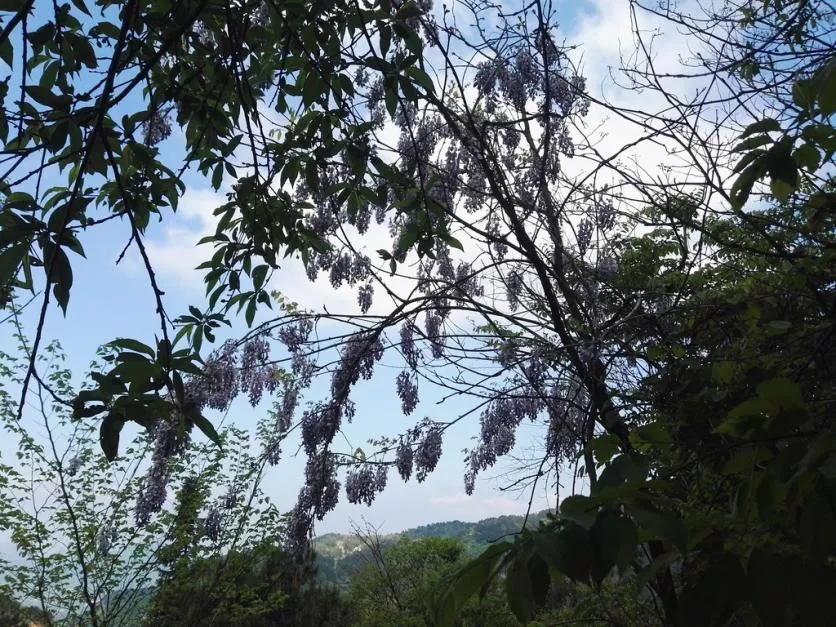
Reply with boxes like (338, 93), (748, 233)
(278, 318), (313, 354)
(345, 464), (388, 506)
(66, 456), (81, 477)
(299, 452), (340, 521)
(396, 370), (419, 415)
(185, 340), (238, 411)
(223, 487), (237, 510)
(358, 283), (374, 314)
(596, 201), (616, 231)
(396, 440), (414, 481)
(135, 417), (189, 526)
(597, 256), (618, 281)
(331, 333), (384, 400)
(301, 403), (343, 456)
(425, 312), (444, 358)
(143, 106), (172, 146)
(577, 218), (593, 255)
(545, 378), (587, 462)
(415, 427), (443, 482)
(204, 507), (222, 542)
(239, 337), (277, 406)
(506, 270), (523, 311)
(96, 523), (117, 556)
(400, 321), (421, 370)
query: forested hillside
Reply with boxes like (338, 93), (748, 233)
(314, 511), (551, 586)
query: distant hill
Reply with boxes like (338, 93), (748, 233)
(313, 510), (552, 587)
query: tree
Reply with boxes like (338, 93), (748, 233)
(1, 0), (833, 624)
(0, 328), (288, 625)
(145, 541), (353, 626)
(349, 533), (517, 626)
(0, 592), (53, 627)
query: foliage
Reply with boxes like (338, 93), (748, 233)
(434, 1), (836, 625)
(0, 591), (53, 627)
(314, 511), (550, 587)
(0, 0), (833, 625)
(145, 541), (353, 626)
(349, 535), (518, 627)
(0, 332), (286, 625)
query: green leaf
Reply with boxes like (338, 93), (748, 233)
(589, 434), (620, 465)
(435, 542), (512, 627)
(527, 552), (550, 607)
(190, 411), (223, 449)
(596, 453), (649, 492)
(251, 264), (269, 290)
(0, 38), (12, 67)
(711, 360), (736, 384)
(591, 510), (638, 576)
(627, 503), (687, 554)
(677, 556), (746, 627)
(108, 338), (156, 357)
(24, 85), (72, 110)
(793, 143), (821, 171)
(747, 549), (795, 627)
(560, 495), (597, 528)
(739, 117), (781, 138)
(0, 0), (26, 12)
(49, 246), (72, 314)
(770, 178), (793, 203)
(757, 377), (804, 411)
(535, 523), (592, 583)
(99, 412), (124, 461)
(732, 134), (773, 153)
(505, 548), (536, 622)
(0, 243), (27, 285)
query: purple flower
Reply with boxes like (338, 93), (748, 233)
(577, 218), (593, 255)
(223, 488), (238, 510)
(301, 403), (342, 454)
(396, 441), (414, 482)
(415, 428), (443, 482)
(598, 256), (618, 281)
(135, 461), (168, 527)
(276, 383), (299, 432)
(358, 283), (374, 314)
(266, 438), (282, 466)
(455, 262), (483, 298)
(239, 336), (277, 407)
(279, 318), (314, 354)
(596, 202), (615, 231)
(96, 523), (117, 555)
(204, 508), (222, 542)
(464, 471), (476, 496)
(66, 456), (81, 477)
(497, 340), (516, 367)
(143, 108), (172, 146)
(506, 270), (523, 311)
(331, 333), (384, 400)
(425, 313), (444, 358)
(303, 453), (340, 520)
(186, 340), (238, 411)
(291, 354), (315, 389)
(400, 322), (421, 370)
(345, 465), (385, 506)
(396, 371), (419, 415)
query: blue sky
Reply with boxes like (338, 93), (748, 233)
(1, 0), (700, 537)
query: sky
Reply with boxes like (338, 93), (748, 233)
(0, 0), (710, 542)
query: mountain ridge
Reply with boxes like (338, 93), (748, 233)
(313, 509), (553, 586)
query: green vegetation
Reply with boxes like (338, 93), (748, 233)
(0, 0), (833, 625)
(314, 512), (550, 587)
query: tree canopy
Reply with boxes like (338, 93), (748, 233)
(0, 0), (834, 624)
